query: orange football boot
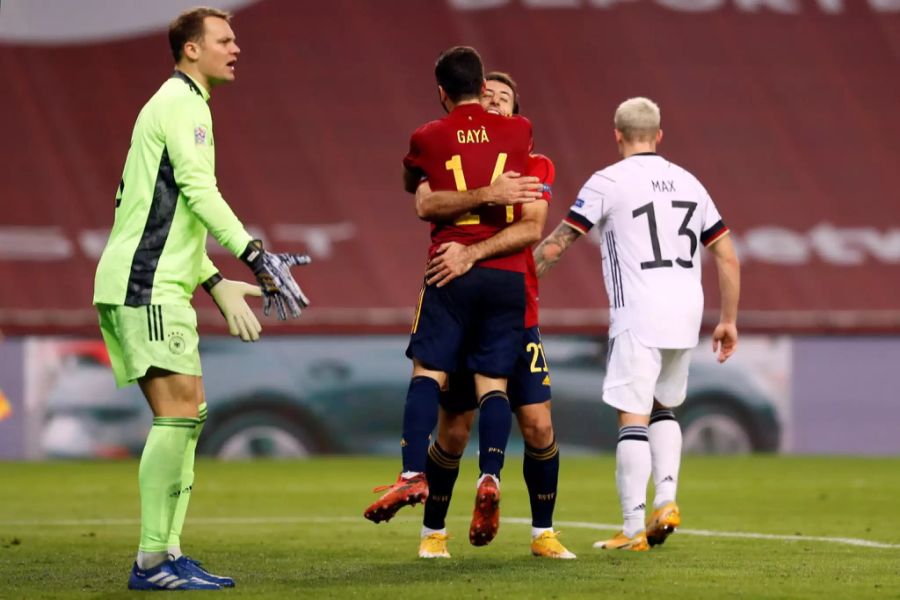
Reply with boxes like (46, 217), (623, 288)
(469, 476), (500, 546)
(364, 473), (428, 523)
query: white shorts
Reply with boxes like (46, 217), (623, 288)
(602, 330), (691, 416)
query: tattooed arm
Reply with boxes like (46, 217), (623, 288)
(533, 222), (583, 278)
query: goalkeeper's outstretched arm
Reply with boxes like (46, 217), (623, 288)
(239, 241), (311, 320)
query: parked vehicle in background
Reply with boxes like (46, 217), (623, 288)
(41, 336), (781, 459)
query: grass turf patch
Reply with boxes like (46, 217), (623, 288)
(1, 456), (898, 598)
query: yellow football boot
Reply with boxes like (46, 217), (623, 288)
(418, 532), (451, 559)
(646, 502), (681, 547)
(530, 531), (577, 559)
(593, 530), (650, 551)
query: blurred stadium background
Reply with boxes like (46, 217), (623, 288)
(0, 0), (900, 459)
(1, 0), (898, 460)
(1, 1), (899, 597)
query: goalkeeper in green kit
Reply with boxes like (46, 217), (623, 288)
(92, 7), (309, 591)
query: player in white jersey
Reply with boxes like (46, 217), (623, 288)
(533, 97), (740, 551)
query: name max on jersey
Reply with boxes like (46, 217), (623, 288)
(457, 127), (490, 144)
(652, 180), (676, 193)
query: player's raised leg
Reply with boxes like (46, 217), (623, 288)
(469, 374), (512, 547)
(365, 362), (444, 523)
(367, 268), (471, 524)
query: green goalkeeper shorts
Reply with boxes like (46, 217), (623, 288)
(96, 304), (202, 387)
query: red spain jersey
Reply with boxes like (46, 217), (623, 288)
(403, 103), (534, 272)
(524, 153), (554, 328)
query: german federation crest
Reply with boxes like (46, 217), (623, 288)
(168, 332), (186, 355)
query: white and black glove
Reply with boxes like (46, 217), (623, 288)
(240, 240), (311, 320)
(203, 274), (263, 342)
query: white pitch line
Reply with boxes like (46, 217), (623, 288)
(502, 518), (900, 550)
(2, 515), (898, 550)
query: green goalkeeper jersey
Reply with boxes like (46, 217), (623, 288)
(93, 71), (253, 307)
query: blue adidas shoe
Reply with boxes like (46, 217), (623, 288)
(172, 556), (235, 588)
(127, 560), (221, 591)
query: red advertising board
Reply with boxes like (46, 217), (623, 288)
(1, 0), (898, 334)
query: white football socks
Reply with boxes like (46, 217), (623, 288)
(649, 416), (682, 509)
(616, 426), (651, 538)
(476, 473), (500, 489)
(421, 526), (446, 538)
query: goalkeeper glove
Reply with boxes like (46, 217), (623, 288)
(240, 240), (312, 320)
(203, 275), (263, 342)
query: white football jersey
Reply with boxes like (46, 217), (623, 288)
(565, 153), (728, 349)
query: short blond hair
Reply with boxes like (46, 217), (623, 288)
(614, 97), (661, 143)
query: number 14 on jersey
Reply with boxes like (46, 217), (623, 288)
(445, 153), (514, 225)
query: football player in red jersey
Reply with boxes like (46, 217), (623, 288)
(365, 49), (545, 546)
(413, 72), (576, 560)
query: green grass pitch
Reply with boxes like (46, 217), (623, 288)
(1, 456), (898, 598)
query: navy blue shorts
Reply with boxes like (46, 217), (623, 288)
(406, 266), (525, 377)
(441, 326), (552, 413)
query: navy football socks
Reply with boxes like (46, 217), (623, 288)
(400, 376), (441, 473)
(423, 442), (462, 530)
(477, 391), (512, 478)
(523, 438), (560, 528)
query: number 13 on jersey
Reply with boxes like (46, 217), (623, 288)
(445, 153), (514, 225)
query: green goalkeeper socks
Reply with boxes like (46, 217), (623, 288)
(138, 416), (198, 553)
(168, 403), (207, 553)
